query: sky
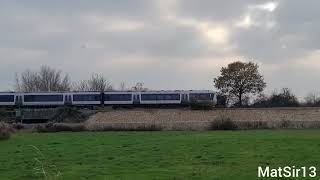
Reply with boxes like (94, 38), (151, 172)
(0, 0), (320, 99)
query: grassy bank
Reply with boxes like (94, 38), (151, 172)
(1, 130), (320, 179)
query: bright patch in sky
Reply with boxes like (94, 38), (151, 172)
(203, 25), (229, 44)
(166, 16), (229, 45)
(236, 15), (252, 28)
(256, 2), (278, 12)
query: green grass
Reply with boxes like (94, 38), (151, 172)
(1, 130), (320, 179)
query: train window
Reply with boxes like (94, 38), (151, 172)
(24, 95), (63, 102)
(104, 94), (132, 101)
(168, 94), (179, 100)
(172, 94), (180, 100)
(158, 94), (180, 100)
(189, 93), (212, 101)
(141, 94), (156, 101)
(73, 94), (101, 101)
(157, 95), (165, 100)
(141, 94), (180, 101)
(0, 95), (14, 102)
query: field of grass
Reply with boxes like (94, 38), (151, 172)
(1, 130), (320, 179)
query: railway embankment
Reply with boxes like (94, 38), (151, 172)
(84, 107), (320, 130)
(4, 107), (320, 131)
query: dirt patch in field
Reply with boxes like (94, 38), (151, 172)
(85, 108), (320, 130)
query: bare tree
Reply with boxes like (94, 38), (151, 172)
(14, 73), (22, 92)
(119, 82), (127, 91)
(75, 73), (112, 92)
(15, 65), (71, 92)
(20, 70), (38, 92)
(305, 92), (320, 106)
(76, 80), (90, 91)
(131, 82), (147, 91)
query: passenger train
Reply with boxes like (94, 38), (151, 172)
(0, 90), (217, 107)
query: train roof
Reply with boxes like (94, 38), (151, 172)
(0, 90), (216, 93)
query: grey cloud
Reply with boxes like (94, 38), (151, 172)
(231, 0), (320, 62)
(275, 0), (320, 51)
(176, 0), (266, 21)
(1, 0), (157, 18)
(98, 22), (224, 59)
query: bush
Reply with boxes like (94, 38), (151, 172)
(209, 116), (270, 130)
(11, 123), (25, 130)
(0, 122), (11, 140)
(216, 94), (227, 108)
(0, 109), (12, 122)
(209, 116), (237, 130)
(209, 118), (320, 130)
(0, 109), (6, 119)
(50, 107), (89, 123)
(34, 123), (85, 132)
(279, 119), (291, 129)
(252, 88), (300, 107)
(190, 100), (214, 110)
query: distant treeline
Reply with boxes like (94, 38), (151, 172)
(217, 88), (320, 108)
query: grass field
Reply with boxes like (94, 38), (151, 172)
(1, 130), (320, 179)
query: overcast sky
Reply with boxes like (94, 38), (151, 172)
(1, 0), (320, 98)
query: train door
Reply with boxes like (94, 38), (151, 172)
(15, 96), (19, 106)
(64, 95), (68, 105)
(133, 94), (140, 104)
(181, 94), (188, 103)
(64, 94), (72, 105)
(69, 95), (72, 105)
(15, 95), (22, 106)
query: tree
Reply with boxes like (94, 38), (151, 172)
(215, 93), (227, 107)
(119, 82), (127, 91)
(76, 80), (90, 91)
(268, 88), (299, 107)
(252, 93), (269, 107)
(15, 65), (71, 92)
(131, 82), (148, 91)
(304, 92), (320, 106)
(75, 73), (112, 92)
(214, 61), (266, 107)
(252, 88), (300, 107)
